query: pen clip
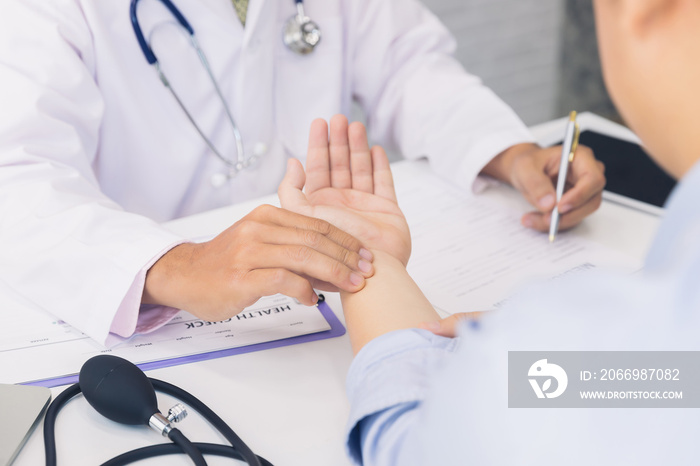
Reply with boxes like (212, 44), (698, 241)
(568, 122), (580, 162)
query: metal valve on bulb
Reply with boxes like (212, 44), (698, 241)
(148, 402), (188, 436)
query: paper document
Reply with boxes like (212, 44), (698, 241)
(394, 162), (639, 315)
(0, 293), (331, 386)
(0, 160), (639, 386)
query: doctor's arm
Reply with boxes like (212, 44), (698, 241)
(141, 204), (375, 321)
(0, 1), (189, 344)
(0, 1), (371, 343)
(348, 0), (605, 232)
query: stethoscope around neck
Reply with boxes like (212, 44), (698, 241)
(130, 0), (321, 187)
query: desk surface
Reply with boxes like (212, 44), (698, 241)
(14, 116), (661, 466)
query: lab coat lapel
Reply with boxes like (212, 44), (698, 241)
(241, 0), (271, 48)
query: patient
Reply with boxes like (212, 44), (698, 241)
(279, 0), (700, 463)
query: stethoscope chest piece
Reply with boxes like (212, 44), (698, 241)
(283, 2), (321, 55)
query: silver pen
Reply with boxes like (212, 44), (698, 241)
(549, 111), (580, 242)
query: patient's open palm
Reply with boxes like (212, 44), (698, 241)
(279, 116), (411, 265)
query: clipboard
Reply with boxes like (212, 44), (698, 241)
(22, 299), (345, 388)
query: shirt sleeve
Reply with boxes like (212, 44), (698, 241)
(347, 0), (535, 194)
(344, 270), (700, 466)
(106, 241), (190, 347)
(345, 328), (459, 465)
(0, 0), (187, 345)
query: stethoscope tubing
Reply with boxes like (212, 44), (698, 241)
(129, 0), (319, 183)
(130, 0), (252, 178)
(131, 0), (193, 65)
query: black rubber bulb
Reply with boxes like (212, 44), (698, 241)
(79, 355), (159, 426)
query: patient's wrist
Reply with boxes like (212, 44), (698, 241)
(339, 249), (439, 354)
(361, 249), (407, 275)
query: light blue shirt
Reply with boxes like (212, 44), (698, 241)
(345, 160), (700, 465)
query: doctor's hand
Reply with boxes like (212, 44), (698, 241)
(481, 143), (606, 232)
(279, 115), (411, 266)
(142, 205), (374, 322)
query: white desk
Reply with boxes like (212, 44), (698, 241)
(14, 115), (661, 466)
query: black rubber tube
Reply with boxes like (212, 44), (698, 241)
(168, 428), (207, 466)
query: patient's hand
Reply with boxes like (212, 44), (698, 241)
(420, 311), (483, 338)
(279, 115), (411, 266)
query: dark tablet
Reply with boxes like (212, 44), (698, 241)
(554, 130), (676, 208)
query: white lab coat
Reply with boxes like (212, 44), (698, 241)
(0, 0), (532, 344)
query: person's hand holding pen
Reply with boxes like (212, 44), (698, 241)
(421, 112), (605, 338)
(481, 118), (606, 233)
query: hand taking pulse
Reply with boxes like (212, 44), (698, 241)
(142, 204), (374, 322)
(279, 115), (411, 265)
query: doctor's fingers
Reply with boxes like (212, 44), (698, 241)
(329, 114), (352, 189)
(246, 205), (367, 258)
(558, 147), (606, 215)
(240, 222), (374, 278)
(348, 122), (374, 193)
(305, 118), (332, 193)
(241, 269), (319, 307)
(247, 243), (370, 293)
(521, 191), (603, 232)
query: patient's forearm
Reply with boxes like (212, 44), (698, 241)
(340, 251), (440, 354)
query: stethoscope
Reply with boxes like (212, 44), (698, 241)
(130, 0), (322, 187)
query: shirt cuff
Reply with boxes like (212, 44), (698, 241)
(459, 129), (536, 197)
(472, 174), (506, 195)
(106, 240), (189, 346)
(345, 328), (459, 464)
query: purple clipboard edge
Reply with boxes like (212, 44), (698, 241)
(23, 300), (345, 388)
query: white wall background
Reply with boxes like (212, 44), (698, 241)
(423, 0), (565, 126)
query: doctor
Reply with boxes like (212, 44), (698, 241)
(0, 0), (604, 344)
